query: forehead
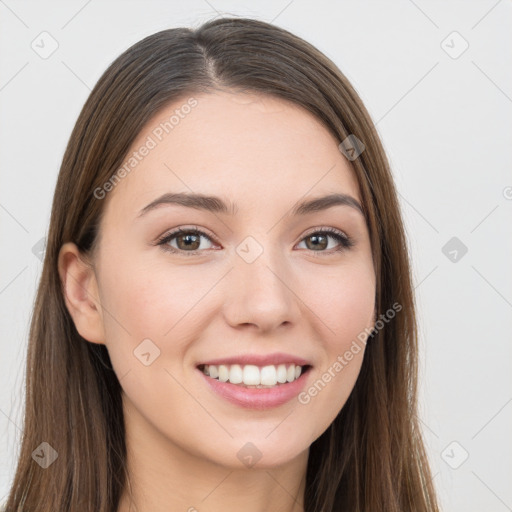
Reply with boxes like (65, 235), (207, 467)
(104, 90), (361, 219)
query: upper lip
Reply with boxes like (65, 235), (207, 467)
(197, 352), (312, 367)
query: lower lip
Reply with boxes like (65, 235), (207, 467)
(198, 368), (311, 409)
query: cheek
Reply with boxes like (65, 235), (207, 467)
(293, 260), (374, 434)
(96, 254), (226, 382)
(98, 253), (206, 339)
(96, 260), (208, 424)
(302, 259), (376, 347)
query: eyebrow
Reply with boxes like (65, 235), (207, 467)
(137, 192), (364, 218)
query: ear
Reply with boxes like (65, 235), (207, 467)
(58, 242), (105, 345)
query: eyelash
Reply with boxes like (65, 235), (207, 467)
(155, 226), (354, 257)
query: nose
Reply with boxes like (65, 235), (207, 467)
(222, 246), (302, 333)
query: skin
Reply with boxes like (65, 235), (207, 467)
(59, 90), (376, 512)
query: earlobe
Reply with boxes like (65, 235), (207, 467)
(58, 242), (105, 345)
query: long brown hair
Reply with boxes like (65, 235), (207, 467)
(4, 16), (439, 512)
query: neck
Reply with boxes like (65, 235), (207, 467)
(117, 397), (308, 512)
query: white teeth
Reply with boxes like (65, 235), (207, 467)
(242, 365), (260, 385)
(218, 364), (229, 382)
(260, 365), (277, 386)
(276, 364), (287, 383)
(229, 364), (243, 384)
(200, 363), (306, 387)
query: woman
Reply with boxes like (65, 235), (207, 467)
(3, 16), (440, 512)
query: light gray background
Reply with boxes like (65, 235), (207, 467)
(1, 1), (511, 511)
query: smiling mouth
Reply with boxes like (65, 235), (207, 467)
(197, 363), (312, 388)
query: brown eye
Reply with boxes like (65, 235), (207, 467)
(157, 228), (216, 255)
(298, 228), (353, 253)
(304, 233), (329, 250)
(175, 232), (202, 250)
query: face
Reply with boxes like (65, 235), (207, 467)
(71, 90), (376, 469)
